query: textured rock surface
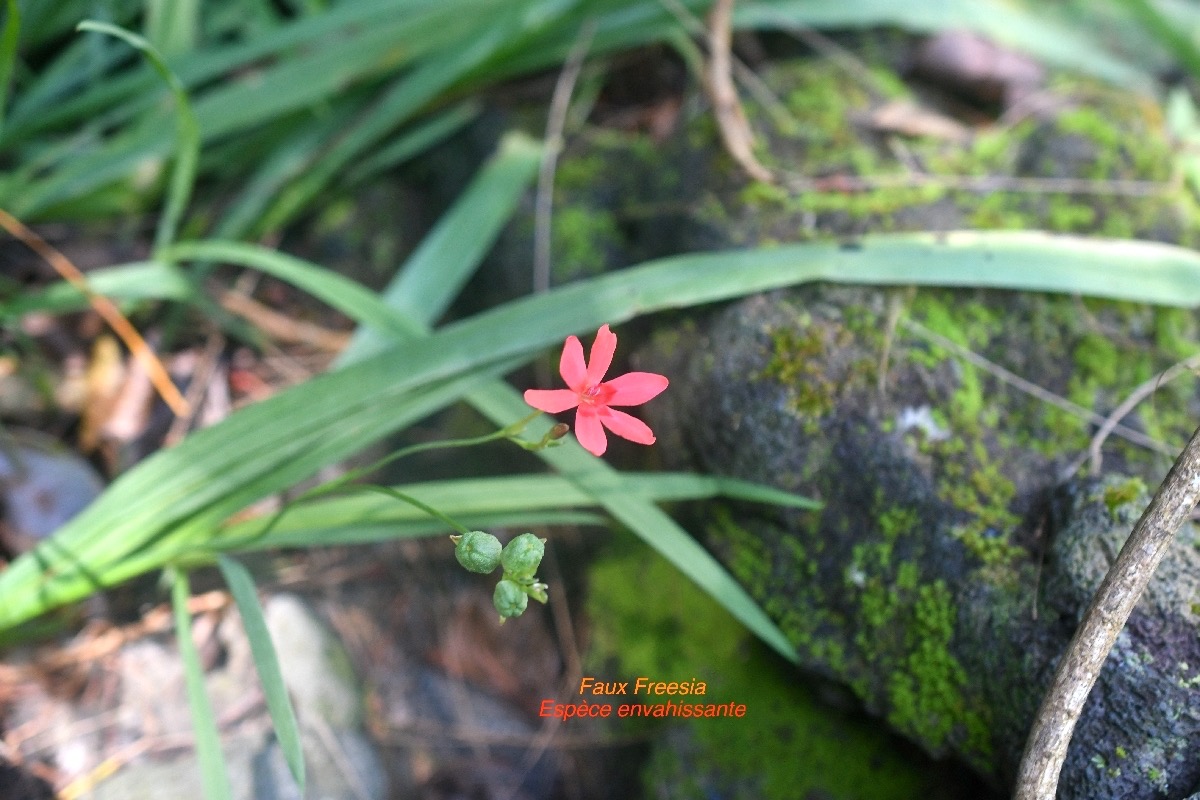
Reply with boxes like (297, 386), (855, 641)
(495, 38), (1200, 798)
(636, 287), (1200, 799)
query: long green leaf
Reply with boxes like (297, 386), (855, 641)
(228, 511), (605, 549)
(336, 131), (544, 364)
(162, 240), (411, 336)
(171, 569), (232, 800)
(342, 101), (479, 187)
(19, 361), (527, 615)
(212, 472), (818, 545)
(144, 0), (199, 57)
(734, 0), (1152, 89)
(1122, 0), (1200, 80)
(255, 4), (515, 233)
(4, 232), (1200, 632)
(5, 5), (484, 214)
(75, 22), (199, 253)
(0, 262), (196, 318)
(0, 0), (20, 136)
(6, 0), (1153, 221)
(217, 555), (305, 793)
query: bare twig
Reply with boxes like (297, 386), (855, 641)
(217, 288), (350, 351)
(1013, 422), (1200, 799)
(900, 318), (1175, 456)
(163, 330), (227, 447)
(1086, 352), (1200, 475)
(0, 208), (190, 417)
(533, 21), (595, 295)
(766, 15), (895, 102)
(706, 0), (773, 183)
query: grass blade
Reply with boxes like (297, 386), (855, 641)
(342, 101), (479, 187)
(171, 568), (233, 800)
(161, 240), (411, 335)
(144, 0), (199, 57)
(4, 232), (1200, 633)
(217, 555), (305, 793)
(336, 130), (543, 364)
(211, 472), (819, 547)
(255, 4), (516, 233)
(0, 0), (20, 136)
(1122, 0), (1200, 80)
(230, 511), (606, 549)
(0, 262), (195, 317)
(8, 361), (525, 620)
(75, 21), (199, 253)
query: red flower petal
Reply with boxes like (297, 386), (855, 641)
(523, 389), (580, 413)
(603, 372), (669, 406)
(574, 407), (608, 456)
(585, 324), (616, 387)
(597, 407), (656, 445)
(559, 335), (587, 392)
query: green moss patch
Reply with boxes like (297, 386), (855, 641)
(587, 537), (982, 800)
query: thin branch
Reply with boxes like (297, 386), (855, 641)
(1013, 422), (1200, 799)
(900, 318), (1175, 456)
(217, 288), (350, 352)
(533, 20), (595, 295)
(706, 0), (773, 183)
(765, 14), (895, 102)
(1087, 353), (1200, 474)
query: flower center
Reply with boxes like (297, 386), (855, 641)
(580, 383), (609, 402)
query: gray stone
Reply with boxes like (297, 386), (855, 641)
(264, 594), (363, 729)
(637, 287), (1200, 799)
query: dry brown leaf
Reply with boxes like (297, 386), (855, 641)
(866, 99), (971, 142)
(78, 336), (126, 453)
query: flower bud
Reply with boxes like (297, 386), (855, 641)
(493, 579), (529, 618)
(453, 531), (502, 574)
(549, 423), (570, 440)
(501, 532), (545, 579)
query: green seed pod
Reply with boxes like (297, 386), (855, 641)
(493, 579), (529, 618)
(454, 531), (502, 574)
(501, 533), (545, 579)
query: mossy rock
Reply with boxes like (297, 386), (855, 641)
(587, 538), (992, 800)
(635, 285), (1200, 799)
(513, 43), (1200, 799)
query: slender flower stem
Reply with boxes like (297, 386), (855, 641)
(215, 412), (542, 549)
(355, 485), (471, 535)
(1013, 422), (1200, 799)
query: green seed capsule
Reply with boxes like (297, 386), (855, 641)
(493, 579), (529, 618)
(501, 532), (545, 579)
(454, 531), (502, 573)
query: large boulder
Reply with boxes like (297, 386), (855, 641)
(536, 44), (1200, 798)
(638, 286), (1200, 798)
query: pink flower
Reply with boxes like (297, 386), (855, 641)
(524, 324), (669, 457)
